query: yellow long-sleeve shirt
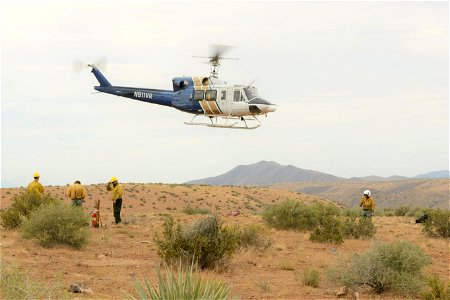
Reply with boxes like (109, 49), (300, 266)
(67, 183), (86, 200)
(28, 180), (44, 194)
(107, 183), (123, 201)
(360, 196), (375, 211)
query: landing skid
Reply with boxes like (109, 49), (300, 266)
(184, 115), (261, 129)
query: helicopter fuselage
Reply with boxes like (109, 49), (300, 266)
(91, 67), (276, 118)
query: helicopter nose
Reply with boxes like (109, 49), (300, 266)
(259, 104), (277, 113)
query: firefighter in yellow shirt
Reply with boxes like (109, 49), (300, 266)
(28, 172), (44, 195)
(67, 180), (87, 206)
(360, 190), (375, 218)
(107, 177), (123, 224)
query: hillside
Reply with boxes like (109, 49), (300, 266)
(185, 161), (449, 208)
(1, 183), (448, 299)
(273, 179), (450, 209)
(186, 161), (343, 185)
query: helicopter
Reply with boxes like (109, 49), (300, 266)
(76, 47), (277, 129)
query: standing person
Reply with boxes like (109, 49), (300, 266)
(28, 172), (44, 195)
(67, 180), (87, 206)
(360, 190), (375, 218)
(106, 177), (123, 224)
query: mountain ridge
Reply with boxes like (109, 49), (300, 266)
(185, 161), (449, 185)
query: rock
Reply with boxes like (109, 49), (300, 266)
(336, 286), (348, 297)
(68, 283), (93, 294)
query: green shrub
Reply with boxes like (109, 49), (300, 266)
(302, 269), (320, 287)
(328, 241), (430, 297)
(20, 202), (90, 249)
(310, 216), (344, 244)
(342, 208), (360, 217)
(420, 275), (450, 300)
(262, 200), (340, 231)
(394, 206), (411, 216)
(0, 192), (57, 229)
(154, 215), (239, 269)
(342, 216), (376, 239)
(126, 263), (232, 300)
(421, 209), (450, 238)
(182, 206), (210, 215)
(234, 224), (272, 251)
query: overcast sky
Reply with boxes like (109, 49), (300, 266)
(1, 1), (448, 187)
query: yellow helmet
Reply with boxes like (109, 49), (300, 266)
(110, 176), (118, 182)
(33, 172), (40, 178)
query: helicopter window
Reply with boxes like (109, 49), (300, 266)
(221, 90), (226, 100)
(234, 90), (241, 102)
(194, 90), (204, 101)
(205, 90), (217, 101)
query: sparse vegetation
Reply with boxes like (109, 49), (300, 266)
(263, 200), (375, 243)
(20, 202), (90, 249)
(233, 224), (272, 251)
(1, 192), (58, 229)
(182, 205), (210, 215)
(127, 263), (232, 299)
(154, 215), (239, 269)
(420, 275), (450, 300)
(301, 269), (320, 287)
(0, 260), (67, 299)
(328, 241), (430, 297)
(421, 209), (450, 238)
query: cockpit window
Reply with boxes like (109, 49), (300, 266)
(194, 90), (204, 101)
(244, 87), (259, 101)
(205, 90), (217, 101)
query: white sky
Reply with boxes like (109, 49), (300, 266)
(1, 1), (448, 187)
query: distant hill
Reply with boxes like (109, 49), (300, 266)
(414, 170), (450, 179)
(185, 161), (343, 186)
(349, 175), (409, 181)
(274, 179), (449, 209)
(185, 161), (449, 208)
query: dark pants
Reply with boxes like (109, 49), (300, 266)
(113, 198), (122, 224)
(72, 199), (83, 206)
(362, 209), (373, 218)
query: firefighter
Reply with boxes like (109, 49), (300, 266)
(360, 190), (375, 218)
(67, 180), (87, 206)
(106, 177), (123, 224)
(28, 172), (44, 195)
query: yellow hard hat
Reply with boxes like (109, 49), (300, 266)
(110, 176), (118, 182)
(33, 172), (40, 178)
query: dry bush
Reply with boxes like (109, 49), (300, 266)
(154, 215), (238, 269)
(328, 241), (430, 297)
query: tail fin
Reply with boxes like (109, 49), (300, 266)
(89, 65), (112, 87)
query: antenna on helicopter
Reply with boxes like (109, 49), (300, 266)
(193, 44), (238, 78)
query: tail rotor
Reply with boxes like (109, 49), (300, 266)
(73, 57), (107, 73)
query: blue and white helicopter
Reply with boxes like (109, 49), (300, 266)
(76, 48), (276, 129)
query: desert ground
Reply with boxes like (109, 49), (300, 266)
(1, 183), (449, 299)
